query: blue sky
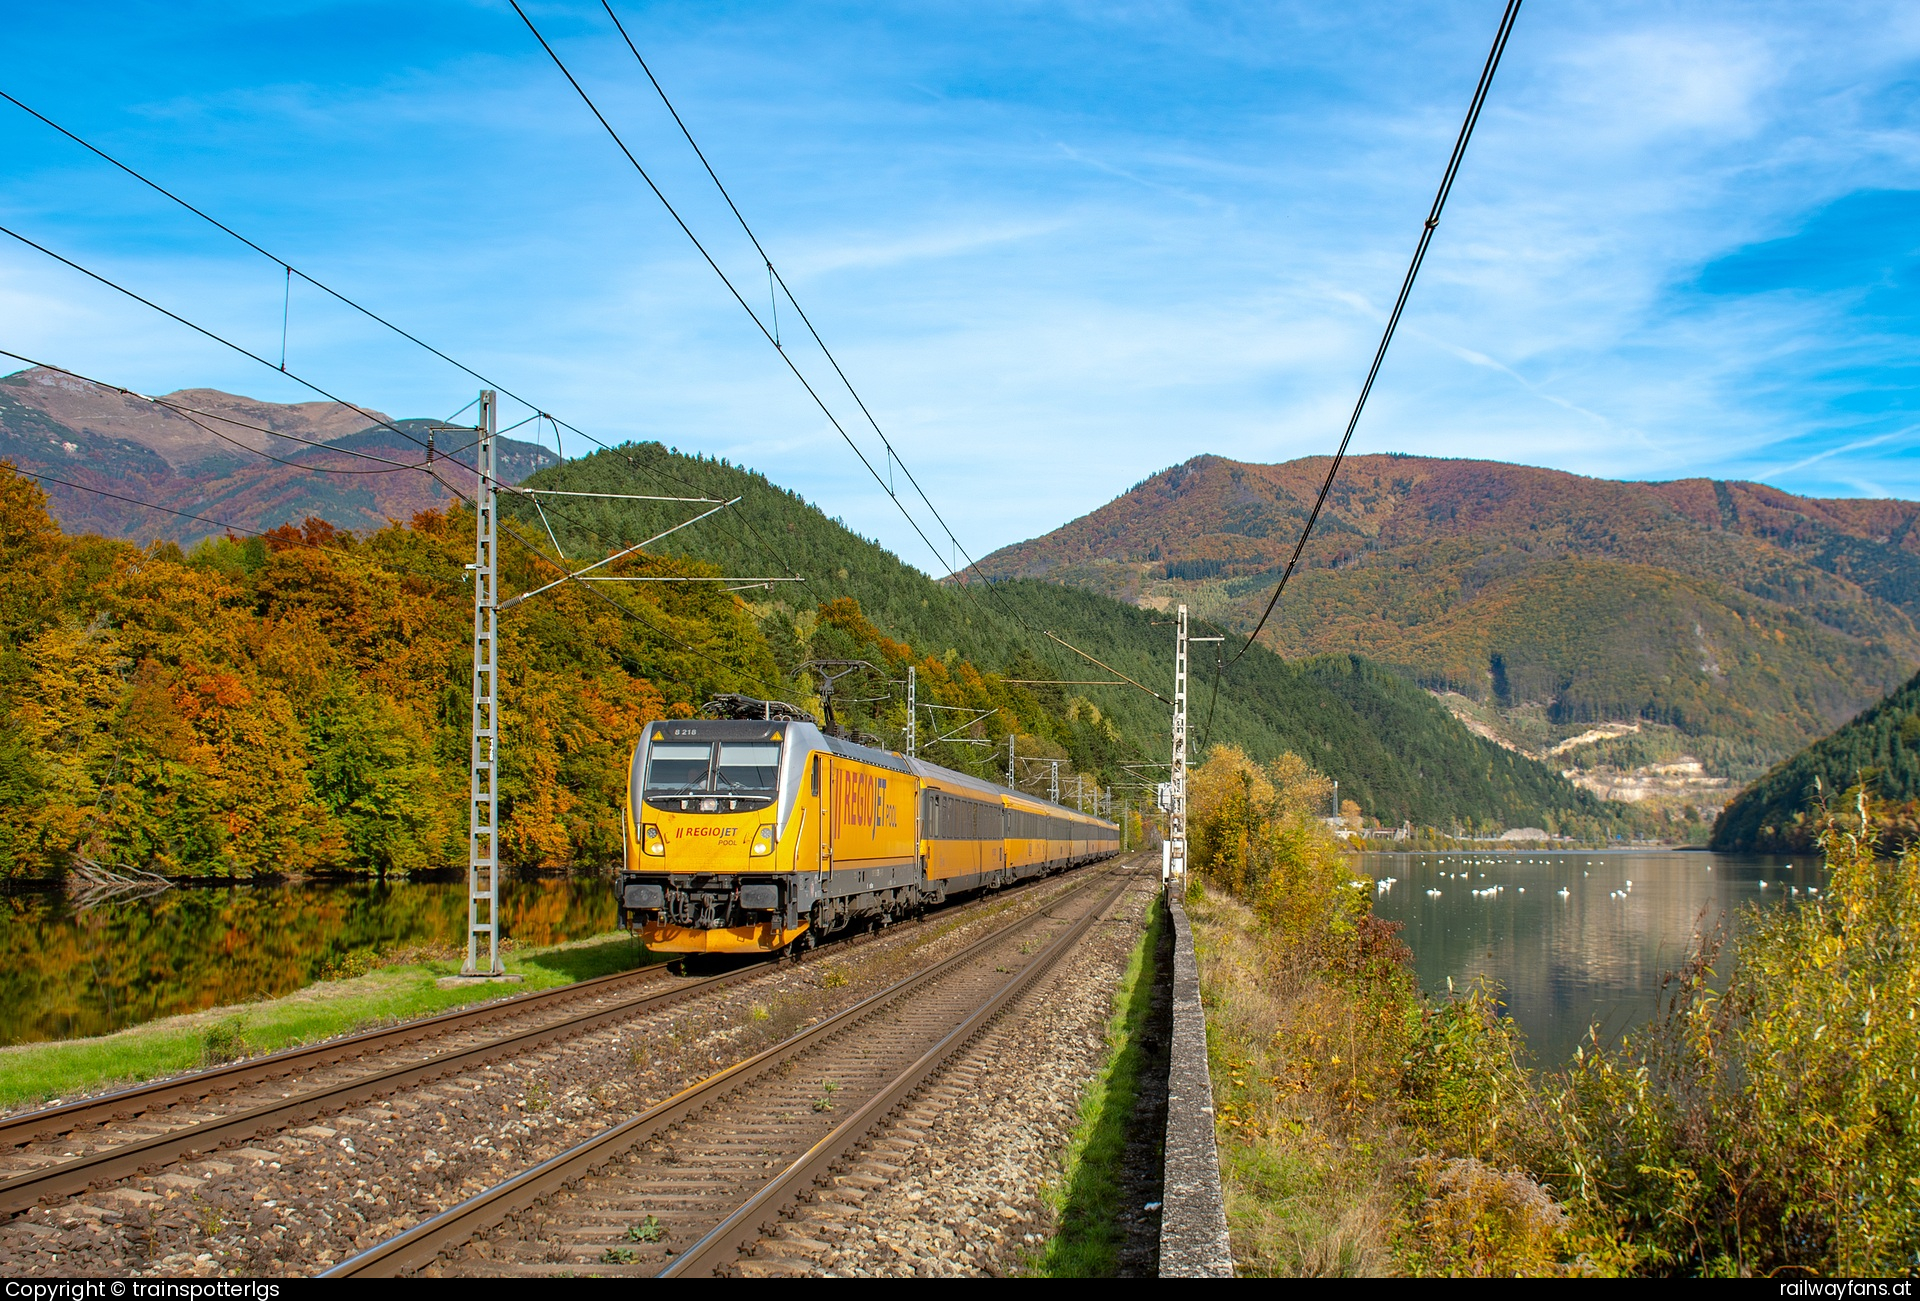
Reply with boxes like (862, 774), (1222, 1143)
(4, 1), (1920, 574)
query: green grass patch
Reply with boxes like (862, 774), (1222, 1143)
(0, 930), (661, 1111)
(1030, 893), (1166, 1277)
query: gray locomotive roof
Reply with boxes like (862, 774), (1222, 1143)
(904, 757), (1007, 800)
(803, 728), (1111, 825)
(903, 756), (1111, 825)
(784, 722), (915, 776)
(651, 718), (1113, 827)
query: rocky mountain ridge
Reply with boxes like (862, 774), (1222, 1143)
(976, 453), (1920, 788)
(0, 366), (555, 540)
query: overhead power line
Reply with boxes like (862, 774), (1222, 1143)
(0, 349), (448, 479)
(0, 224), (750, 579)
(0, 223), (435, 456)
(0, 111), (815, 709)
(4, 77), (1123, 713)
(1198, 0), (1521, 756)
(1226, 0), (1523, 670)
(541, 6), (1171, 708)
(8, 465), (263, 537)
(3, 72), (1116, 720)
(0, 91), (809, 588)
(600, 1), (1013, 603)
(0, 89), (556, 458)
(509, 0), (1012, 628)
(3, 336), (784, 694)
(596, 6), (1288, 723)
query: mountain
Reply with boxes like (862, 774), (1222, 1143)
(974, 453), (1920, 805)
(0, 367), (555, 540)
(1711, 667), (1920, 852)
(502, 442), (1622, 835)
(0, 367), (1632, 840)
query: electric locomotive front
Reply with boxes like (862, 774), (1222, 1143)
(615, 719), (813, 953)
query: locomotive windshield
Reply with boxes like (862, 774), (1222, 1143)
(715, 743), (781, 794)
(642, 740), (783, 798)
(644, 743), (713, 795)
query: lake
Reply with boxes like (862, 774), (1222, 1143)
(0, 876), (618, 1046)
(1364, 849), (1824, 1066)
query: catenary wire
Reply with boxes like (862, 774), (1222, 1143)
(0, 80), (1132, 703)
(0, 117), (822, 699)
(0, 92), (809, 587)
(548, 5), (1155, 713)
(509, 1), (1011, 635)
(1226, 0), (1522, 670)
(1196, 0), (1520, 758)
(8, 465), (263, 537)
(4, 341), (779, 693)
(2, 85), (1105, 716)
(2, 326), (698, 581)
(3, 349), (465, 478)
(600, 1), (1025, 618)
(2, 80), (1083, 700)
(594, 4), (1220, 715)
(0, 223), (436, 456)
(0, 89), (564, 462)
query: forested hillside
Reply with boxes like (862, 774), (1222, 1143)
(976, 453), (1920, 784)
(510, 443), (1620, 836)
(1713, 667), (1920, 851)
(0, 440), (1625, 879)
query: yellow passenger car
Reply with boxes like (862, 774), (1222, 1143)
(615, 716), (1118, 954)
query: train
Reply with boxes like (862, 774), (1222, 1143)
(613, 709), (1121, 955)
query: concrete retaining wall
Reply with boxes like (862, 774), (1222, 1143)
(1158, 887), (1234, 1277)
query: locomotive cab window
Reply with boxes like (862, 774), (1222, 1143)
(716, 743), (781, 794)
(644, 743), (711, 796)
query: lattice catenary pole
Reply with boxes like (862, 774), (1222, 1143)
(1169, 603), (1189, 880)
(464, 391), (503, 976)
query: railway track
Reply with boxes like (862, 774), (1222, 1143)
(325, 862), (1138, 1278)
(0, 963), (743, 1220)
(0, 862), (1111, 1229)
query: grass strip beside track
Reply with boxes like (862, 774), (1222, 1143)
(1030, 889), (1166, 1277)
(0, 931), (662, 1111)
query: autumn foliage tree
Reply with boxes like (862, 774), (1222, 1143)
(0, 463), (780, 877)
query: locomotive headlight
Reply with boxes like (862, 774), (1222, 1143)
(750, 825), (775, 856)
(641, 824), (665, 856)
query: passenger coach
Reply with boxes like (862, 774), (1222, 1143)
(614, 713), (1119, 954)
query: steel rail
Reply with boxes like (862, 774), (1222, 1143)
(0, 963), (758, 1220)
(0, 963), (676, 1148)
(662, 870), (1135, 1276)
(0, 858), (1112, 1222)
(2, 858), (1098, 1153)
(322, 863), (1132, 1278)
(4, 859), (1108, 1154)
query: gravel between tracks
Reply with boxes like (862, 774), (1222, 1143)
(739, 862), (1160, 1278)
(0, 871), (1105, 1278)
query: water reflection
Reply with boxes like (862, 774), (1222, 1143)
(1366, 850), (1822, 1066)
(0, 877), (617, 1046)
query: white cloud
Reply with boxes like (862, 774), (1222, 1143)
(7, 0), (1920, 566)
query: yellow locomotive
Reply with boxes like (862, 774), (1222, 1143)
(615, 713), (1119, 954)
